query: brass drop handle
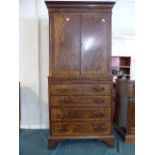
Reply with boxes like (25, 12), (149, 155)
(93, 126), (105, 131)
(63, 99), (71, 103)
(93, 99), (105, 104)
(93, 112), (104, 117)
(57, 126), (69, 133)
(93, 87), (105, 92)
(58, 98), (71, 104)
(56, 88), (68, 92)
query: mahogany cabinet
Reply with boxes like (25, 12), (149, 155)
(45, 1), (115, 149)
(114, 79), (135, 143)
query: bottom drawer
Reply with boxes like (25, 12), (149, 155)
(52, 122), (111, 136)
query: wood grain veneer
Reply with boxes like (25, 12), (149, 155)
(45, 1), (115, 149)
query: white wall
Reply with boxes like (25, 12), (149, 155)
(19, 0), (40, 128)
(19, 0), (49, 128)
(19, 0), (135, 129)
(112, 0), (135, 79)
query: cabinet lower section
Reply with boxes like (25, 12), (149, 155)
(48, 79), (114, 149)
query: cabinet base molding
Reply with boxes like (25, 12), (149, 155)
(48, 135), (115, 149)
(125, 135), (135, 143)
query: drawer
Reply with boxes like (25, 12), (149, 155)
(50, 83), (112, 95)
(50, 84), (82, 95)
(82, 84), (112, 95)
(51, 107), (111, 120)
(52, 122), (111, 136)
(51, 96), (112, 106)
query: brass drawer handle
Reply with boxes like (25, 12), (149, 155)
(93, 87), (105, 92)
(93, 112), (104, 117)
(57, 127), (69, 133)
(58, 99), (71, 104)
(93, 99), (105, 104)
(93, 126), (105, 132)
(56, 88), (68, 92)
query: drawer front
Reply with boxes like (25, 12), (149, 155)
(83, 84), (112, 95)
(50, 83), (112, 95)
(51, 107), (111, 120)
(51, 96), (112, 106)
(50, 84), (82, 95)
(52, 122), (111, 136)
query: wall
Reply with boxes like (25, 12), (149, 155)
(20, 0), (49, 129)
(19, 0), (135, 129)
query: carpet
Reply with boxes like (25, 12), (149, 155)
(19, 129), (135, 155)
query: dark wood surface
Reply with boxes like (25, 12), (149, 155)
(50, 83), (112, 95)
(81, 14), (110, 76)
(52, 121), (112, 136)
(45, 1), (115, 149)
(52, 13), (81, 76)
(114, 79), (135, 143)
(51, 107), (111, 120)
(51, 95), (112, 106)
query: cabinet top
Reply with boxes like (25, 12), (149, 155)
(45, 1), (115, 9)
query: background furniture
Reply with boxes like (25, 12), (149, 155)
(19, 82), (21, 131)
(45, 1), (115, 149)
(114, 79), (135, 143)
(111, 56), (131, 121)
(112, 56), (131, 80)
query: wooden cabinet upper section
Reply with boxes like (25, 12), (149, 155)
(46, 1), (115, 79)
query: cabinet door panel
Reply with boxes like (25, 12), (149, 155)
(81, 14), (110, 76)
(52, 14), (80, 76)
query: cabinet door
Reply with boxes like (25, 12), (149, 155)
(51, 14), (81, 76)
(81, 14), (111, 76)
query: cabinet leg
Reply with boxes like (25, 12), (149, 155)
(98, 136), (115, 147)
(103, 138), (114, 147)
(48, 139), (58, 149)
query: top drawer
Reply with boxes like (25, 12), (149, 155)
(50, 83), (112, 95)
